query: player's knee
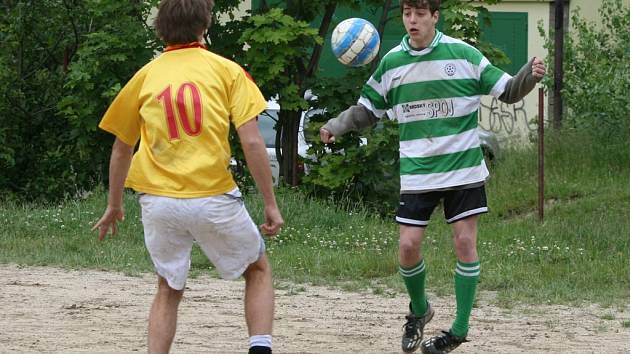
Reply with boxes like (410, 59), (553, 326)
(399, 239), (421, 261)
(453, 234), (476, 254)
(244, 253), (271, 280)
(157, 276), (184, 300)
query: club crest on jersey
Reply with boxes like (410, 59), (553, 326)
(444, 63), (456, 76)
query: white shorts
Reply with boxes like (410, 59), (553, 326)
(139, 188), (264, 290)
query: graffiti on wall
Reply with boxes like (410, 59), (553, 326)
(478, 97), (539, 134)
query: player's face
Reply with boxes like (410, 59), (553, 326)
(402, 5), (439, 49)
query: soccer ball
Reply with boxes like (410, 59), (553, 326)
(331, 18), (381, 67)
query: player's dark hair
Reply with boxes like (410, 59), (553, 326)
(400, 0), (440, 14)
(154, 0), (215, 45)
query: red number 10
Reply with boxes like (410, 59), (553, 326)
(157, 83), (203, 140)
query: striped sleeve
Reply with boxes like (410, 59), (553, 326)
(478, 56), (511, 98)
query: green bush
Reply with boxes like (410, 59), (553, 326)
(0, 0), (158, 201)
(541, 0), (630, 138)
(303, 69), (400, 216)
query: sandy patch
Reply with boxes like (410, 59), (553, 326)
(1, 264), (628, 353)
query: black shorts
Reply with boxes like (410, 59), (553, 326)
(395, 185), (488, 227)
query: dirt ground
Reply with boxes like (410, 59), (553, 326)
(1, 264), (629, 353)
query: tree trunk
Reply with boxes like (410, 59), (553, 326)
(279, 110), (301, 186)
(553, 0), (565, 129)
(279, 0), (338, 186)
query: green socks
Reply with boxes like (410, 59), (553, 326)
(399, 259), (427, 316)
(451, 260), (480, 337)
(400, 258), (481, 336)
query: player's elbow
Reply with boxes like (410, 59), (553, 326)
(240, 136), (265, 153)
(498, 93), (520, 104)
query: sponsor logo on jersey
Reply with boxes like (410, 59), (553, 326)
(401, 99), (455, 119)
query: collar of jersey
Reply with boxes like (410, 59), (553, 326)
(401, 29), (442, 56)
(164, 42), (206, 52)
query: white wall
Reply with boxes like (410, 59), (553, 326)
(570, 0), (630, 27)
(476, 1), (551, 145)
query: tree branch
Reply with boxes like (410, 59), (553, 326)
(305, 1), (336, 78)
(61, 0), (80, 69)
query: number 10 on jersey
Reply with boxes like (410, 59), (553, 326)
(156, 82), (203, 140)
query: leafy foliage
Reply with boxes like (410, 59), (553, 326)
(0, 0), (159, 200)
(240, 8), (321, 111)
(540, 0), (629, 139)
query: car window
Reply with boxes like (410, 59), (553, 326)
(257, 109), (278, 148)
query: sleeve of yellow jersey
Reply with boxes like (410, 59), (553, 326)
(98, 69), (147, 146)
(229, 68), (267, 129)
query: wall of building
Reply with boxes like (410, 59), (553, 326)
(476, 0), (628, 144)
(570, 0), (630, 27)
(475, 1), (551, 144)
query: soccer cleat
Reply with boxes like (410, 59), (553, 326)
(248, 346), (272, 354)
(402, 302), (435, 353)
(421, 330), (468, 354)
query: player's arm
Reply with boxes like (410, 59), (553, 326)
(92, 137), (134, 241)
(499, 57), (546, 104)
(320, 104), (379, 143)
(237, 119), (284, 237)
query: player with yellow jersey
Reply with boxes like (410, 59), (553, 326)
(92, 1), (283, 353)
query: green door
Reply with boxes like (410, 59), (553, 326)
(479, 12), (528, 75)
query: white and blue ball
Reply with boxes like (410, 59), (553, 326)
(331, 18), (381, 67)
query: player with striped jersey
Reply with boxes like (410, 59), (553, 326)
(320, 1), (545, 353)
(92, 1), (282, 353)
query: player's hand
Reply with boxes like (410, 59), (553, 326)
(260, 205), (283, 237)
(532, 57), (546, 81)
(320, 128), (336, 144)
(91, 205), (124, 241)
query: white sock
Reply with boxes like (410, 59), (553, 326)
(249, 334), (272, 348)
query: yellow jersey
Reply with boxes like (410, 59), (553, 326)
(99, 44), (266, 197)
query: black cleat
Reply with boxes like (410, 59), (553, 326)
(421, 330), (468, 354)
(248, 346), (271, 354)
(402, 302), (434, 353)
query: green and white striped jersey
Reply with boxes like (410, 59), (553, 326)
(358, 30), (511, 192)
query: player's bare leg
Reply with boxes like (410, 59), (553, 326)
(243, 253), (274, 335)
(148, 275), (184, 354)
(421, 216), (479, 353)
(399, 225), (434, 353)
(452, 215), (479, 262)
(399, 224), (426, 267)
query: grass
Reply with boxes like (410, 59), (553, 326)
(0, 131), (628, 307)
